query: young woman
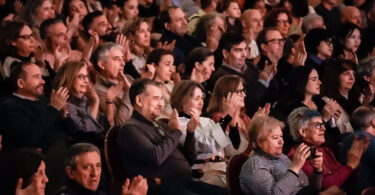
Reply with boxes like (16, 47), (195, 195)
(332, 23), (361, 64)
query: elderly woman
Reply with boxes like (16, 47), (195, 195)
(171, 80), (242, 187)
(287, 107), (368, 189)
(207, 75), (250, 156)
(263, 7), (291, 37)
(53, 61), (109, 134)
(239, 114), (324, 195)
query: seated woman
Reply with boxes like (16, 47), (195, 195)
(0, 148), (48, 195)
(171, 80), (242, 187)
(148, 48), (175, 118)
(115, 0), (139, 32)
(332, 23), (361, 64)
(207, 75), (250, 156)
(52, 61), (109, 136)
(239, 114), (324, 195)
(287, 107), (368, 190)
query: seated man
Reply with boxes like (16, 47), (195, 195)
(117, 79), (227, 194)
(57, 142), (148, 194)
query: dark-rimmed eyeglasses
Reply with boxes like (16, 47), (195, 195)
(234, 88), (246, 96)
(266, 38), (285, 45)
(77, 74), (89, 81)
(18, 33), (34, 41)
(311, 122), (325, 130)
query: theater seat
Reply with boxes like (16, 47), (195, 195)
(104, 126), (126, 181)
(226, 148), (252, 195)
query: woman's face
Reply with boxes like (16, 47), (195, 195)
(134, 22), (151, 48)
(196, 55), (215, 82)
(305, 69), (321, 96)
(36, 1), (55, 24)
(301, 117), (325, 146)
(12, 25), (35, 56)
(344, 28), (361, 52)
(339, 69), (355, 92)
(317, 39), (333, 59)
(276, 13), (290, 37)
(154, 54), (174, 82)
(182, 87), (204, 116)
(32, 161), (49, 195)
(257, 126), (284, 157)
(72, 67), (89, 98)
(69, 0), (88, 22)
(123, 0), (139, 19)
(225, 2), (241, 18)
(234, 81), (246, 108)
(365, 69), (375, 87)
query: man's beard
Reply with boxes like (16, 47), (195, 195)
(100, 32), (117, 42)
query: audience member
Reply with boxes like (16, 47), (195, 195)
(240, 9), (263, 60)
(301, 13), (326, 34)
(91, 42), (133, 127)
(341, 6), (362, 28)
(332, 22), (361, 64)
(357, 56), (375, 106)
(115, 0), (139, 32)
(263, 8), (291, 37)
(187, 0), (218, 35)
(117, 79), (227, 194)
(19, 0), (55, 29)
(223, 0), (242, 34)
(314, 0), (341, 36)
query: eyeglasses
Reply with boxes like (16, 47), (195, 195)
(234, 88), (246, 96)
(77, 74), (89, 81)
(265, 38), (285, 45)
(18, 33), (34, 41)
(311, 122), (325, 130)
(323, 39), (333, 46)
(276, 19), (290, 25)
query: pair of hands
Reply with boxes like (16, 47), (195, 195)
(122, 175), (148, 195)
(50, 87), (70, 117)
(106, 72), (132, 102)
(321, 99), (342, 122)
(290, 143), (324, 174)
(168, 108), (200, 133)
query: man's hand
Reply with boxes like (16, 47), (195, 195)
(258, 60), (277, 83)
(168, 109), (182, 131)
(122, 175), (148, 195)
(50, 87), (69, 111)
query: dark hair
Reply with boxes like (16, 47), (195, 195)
(62, 0), (88, 19)
(9, 61), (35, 92)
(159, 6), (179, 30)
(40, 18), (64, 40)
(321, 59), (361, 114)
(263, 7), (291, 28)
(286, 66), (315, 102)
(201, 0), (215, 9)
(65, 143), (100, 169)
(146, 48), (174, 66)
(170, 80), (205, 112)
(193, 12), (226, 43)
(82, 11), (103, 37)
(219, 33), (245, 52)
(0, 149), (45, 194)
(304, 28), (331, 55)
(116, 0), (131, 7)
(290, 0), (308, 17)
(184, 47), (214, 78)
(0, 21), (27, 57)
(332, 22), (361, 59)
(129, 78), (162, 106)
(20, 0), (52, 28)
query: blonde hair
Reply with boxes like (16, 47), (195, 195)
(248, 114), (284, 150)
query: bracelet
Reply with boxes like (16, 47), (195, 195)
(106, 101), (114, 104)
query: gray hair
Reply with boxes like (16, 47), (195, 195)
(351, 106), (375, 130)
(302, 13), (324, 33)
(91, 42), (123, 72)
(65, 143), (100, 169)
(358, 56), (375, 79)
(287, 107), (321, 142)
(193, 12), (226, 42)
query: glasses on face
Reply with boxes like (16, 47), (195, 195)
(18, 33), (34, 41)
(277, 19), (290, 25)
(311, 122), (325, 130)
(266, 38), (285, 45)
(77, 74), (89, 81)
(323, 39), (333, 46)
(234, 88), (246, 96)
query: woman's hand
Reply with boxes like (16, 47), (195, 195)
(254, 103), (271, 117)
(290, 143), (310, 174)
(309, 150), (323, 172)
(222, 92), (241, 118)
(116, 34), (131, 63)
(122, 175), (148, 195)
(186, 108), (200, 133)
(54, 42), (71, 71)
(346, 135), (370, 169)
(140, 64), (155, 79)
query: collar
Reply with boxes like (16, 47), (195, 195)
(65, 179), (98, 194)
(254, 148), (280, 160)
(69, 95), (87, 107)
(308, 53), (324, 65)
(179, 112), (191, 119)
(132, 110), (154, 126)
(13, 92), (37, 101)
(222, 61), (245, 73)
(97, 75), (118, 87)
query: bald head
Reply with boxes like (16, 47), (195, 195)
(341, 6), (362, 27)
(241, 9), (264, 36)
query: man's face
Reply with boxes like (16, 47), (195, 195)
(90, 15), (112, 36)
(261, 30), (284, 62)
(347, 8), (362, 27)
(137, 85), (164, 121)
(67, 152), (102, 191)
(46, 22), (68, 51)
(99, 48), (125, 81)
(165, 8), (187, 36)
(223, 41), (247, 70)
(18, 64), (45, 99)
(245, 10), (263, 35)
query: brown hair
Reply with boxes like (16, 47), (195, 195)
(52, 61), (87, 91)
(248, 114), (284, 150)
(170, 80), (205, 112)
(123, 17), (151, 56)
(206, 75), (244, 115)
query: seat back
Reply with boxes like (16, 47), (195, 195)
(226, 148), (252, 195)
(104, 126), (125, 181)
